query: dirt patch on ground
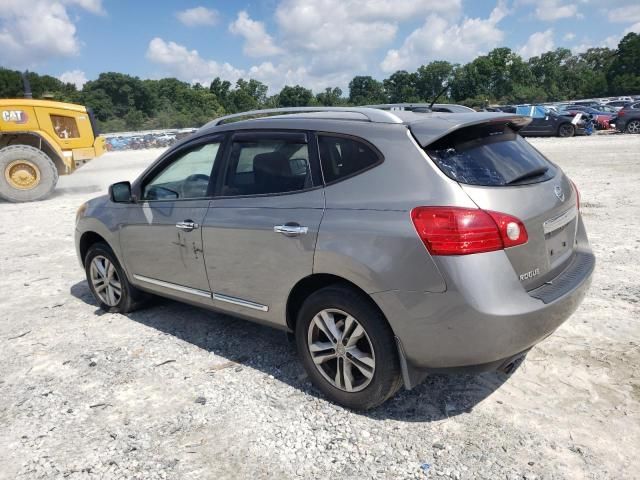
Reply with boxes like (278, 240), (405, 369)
(1, 134), (639, 479)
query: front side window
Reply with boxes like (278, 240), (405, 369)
(51, 115), (80, 139)
(222, 137), (311, 196)
(143, 142), (220, 200)
(318, 135), (381, 184)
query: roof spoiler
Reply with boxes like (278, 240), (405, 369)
(409, 114), (532, 147)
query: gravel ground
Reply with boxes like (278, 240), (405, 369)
(1, 133), (639, 480)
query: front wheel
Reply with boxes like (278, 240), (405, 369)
(0, 145), (58, 202)
(84, 242), (146, 313)
(295, 285), (402, 410)
(557, 123), (575, 138)
(626, 120), (640, 134)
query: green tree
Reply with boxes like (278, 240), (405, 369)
(608, 33), (640, 95)
(278, 85), (313, 107)
(383, 70), (419, 103)
(348, 76), (387, 105)
(415, 61), (455, 102)
(316, 87), (343, 106)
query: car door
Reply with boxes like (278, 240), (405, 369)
(202, 130), (324, 327)
(119, 135), (224, 303)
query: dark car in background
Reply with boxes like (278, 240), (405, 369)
(516, 105), (584, 137)
(612, 103), (640, 134)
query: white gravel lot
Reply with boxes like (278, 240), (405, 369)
(0, 133), (639, 480)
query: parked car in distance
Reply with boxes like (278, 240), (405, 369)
(516, 105), (585, 137)
(75, 107), (594, 410)
(602, 100), (631, 111)
(612, 103), (640, 134)
(559, 106), (614, 129)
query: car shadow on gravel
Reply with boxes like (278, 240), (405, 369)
(71, 280), (515, 421)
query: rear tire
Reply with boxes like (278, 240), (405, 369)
(625, 120), (640, 134)
(295, 285), (402, 410)
(557, 123), (575, 138)
(84, 242), (146, 313)
(0, 145), (58, 202)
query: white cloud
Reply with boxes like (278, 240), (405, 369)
(518, 29), (554, 59)
(0, 0), (103, 68)
(624, 22), (640, 35)
(229, 11), (283, 58)
(176, 6), (218, 27)
(64, 0), (105, 15)
(517, 0), (578, 21)
(563, 32), (575, 41)
(58, 69), (88, 89)
(146, 37), (243, 86)
(608, 5), (640, 24)
(380, 1), (508, 72)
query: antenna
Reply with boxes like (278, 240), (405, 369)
(428, 83), (450, 110)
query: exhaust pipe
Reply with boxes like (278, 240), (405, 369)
(22, 71), (32, 99)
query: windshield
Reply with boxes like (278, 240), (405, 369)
(425, 124), (556, 186)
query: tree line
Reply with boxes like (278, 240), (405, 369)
(1, 33), (638, 133)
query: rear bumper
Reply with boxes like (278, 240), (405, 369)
(373, 248), (594, 375)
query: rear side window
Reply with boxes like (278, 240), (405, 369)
(222, 136), (312, 196)
(425, 124), (556, 186)
(318, 135), (381, 184)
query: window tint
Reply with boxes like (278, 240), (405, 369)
(222, 138), (311, 196)
(318, 135), (380, 183)
(143, 142), (220, 200)
(51, 115), (79, 139)
(425, 124), (556, 186)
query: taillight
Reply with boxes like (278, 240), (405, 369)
(618, 110), (626, 117)
(570, 180), (580, 210)
(411, 207), (528, 256)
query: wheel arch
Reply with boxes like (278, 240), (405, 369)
(79, 231), (110, 265)
(286, 273), (390, 332)
(0, 132), (66, 174)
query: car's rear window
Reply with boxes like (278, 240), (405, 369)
(424, 124), (556, 186)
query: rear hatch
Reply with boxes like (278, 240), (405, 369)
(411, 117), (579, 290)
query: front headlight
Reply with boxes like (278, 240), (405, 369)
(76, 202), (88, 225)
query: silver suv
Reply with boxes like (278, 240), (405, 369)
(75, 107), (595, 409)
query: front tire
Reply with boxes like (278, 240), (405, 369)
(626, 120), (640, 134)
(0, 145), (58, 202)
(557, 123), (575, 138)
(84, 242), (145, 313)
(295, 285), (402, 410)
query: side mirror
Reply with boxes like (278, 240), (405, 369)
(109, 181), (133, 203)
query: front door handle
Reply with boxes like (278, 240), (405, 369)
(274, 223), (308, 237)
(176, 220), (199, 232)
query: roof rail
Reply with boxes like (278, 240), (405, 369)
(207, 107), (404, 126)
(365, 103), (433, 111)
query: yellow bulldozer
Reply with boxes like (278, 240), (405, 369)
(0, 78), (105, 202)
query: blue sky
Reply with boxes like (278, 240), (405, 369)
(1, 0), (639, 93)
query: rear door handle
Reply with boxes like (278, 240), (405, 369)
(176, 220), (199, 232)
(274, 224), (308, 237)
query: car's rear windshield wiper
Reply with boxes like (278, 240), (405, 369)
(506, 166), (549, 185)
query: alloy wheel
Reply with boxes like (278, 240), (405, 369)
(307, 308), (375, 392)
(559, 124), (574, 137)
(90, 255), (122, 306)
(627, 120), (640, 134)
